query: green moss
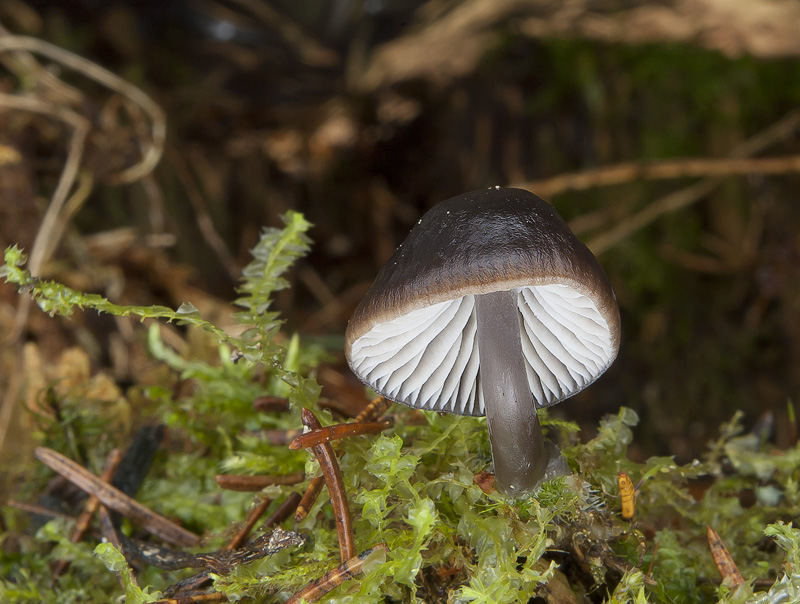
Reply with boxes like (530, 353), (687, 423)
(2, 213), (800, 603)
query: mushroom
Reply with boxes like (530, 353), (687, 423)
(344, 187), (620, 494)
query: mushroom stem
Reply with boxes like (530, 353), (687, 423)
(475, 289), (548, 494)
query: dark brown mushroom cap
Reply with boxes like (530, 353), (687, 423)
(345, 187), (620, 415)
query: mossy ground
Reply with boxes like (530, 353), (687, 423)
(2, 216), (799, 604)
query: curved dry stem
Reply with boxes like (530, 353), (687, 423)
(0, 23), (84, 105)
(583, 108), (800, 255)
(0, 34), (165, 184)
(517, 154), (800, 199)
(0, 93), (89, 274)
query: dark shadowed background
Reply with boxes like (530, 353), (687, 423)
(1, 0), (799, 466)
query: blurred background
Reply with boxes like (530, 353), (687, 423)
(1, 0), (799, 466)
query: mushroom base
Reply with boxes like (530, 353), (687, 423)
(475, 289), (556, 495)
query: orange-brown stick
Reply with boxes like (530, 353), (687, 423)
(295, 476), (325, 522)
(223, 496), (272, 551)
(707, 525), (745, 588)
(54, 449), (123, 577)
(253, 395), (290, 413)
(293, 396), (390, 522)
(285, 543), (388, 604)
(263, 492), (301, 528)
(214, 472), (304, 491)
(289, 421), (391, 450)
(301, 408), (355, 562)
(75, 449), (123, 537)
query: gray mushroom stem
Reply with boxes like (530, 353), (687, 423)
(475, 289), (548, 494)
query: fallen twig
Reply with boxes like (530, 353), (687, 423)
(289, 420), (391, 450)
(301, 408), (355, 562)
(168, 146), (240, 281)
(253, 395), (291, 413)
(97, 505), (123, 550)
(53, 448), (123, 578)
(582, 109), (800, 255)
(261, 428), (303, 446)
(6, 500), (74, 522)
(34, 447), (199, 548)
(263, 491), (302, 528)
(517, 155), (800, 199)
(227, 0), (338, 67)
(71, 449), (123, 541)
(122, 527), (306, 574)
(295, 476), (325, 522)
(223, 496), (272, 551)
(214, 472), (305, 491)
(0, 35), (165, 184)
(294, 397), (391, 521)
(221, 491), (301, 552)
(285, 543), (389, 604)
(97, 505), (141, 592)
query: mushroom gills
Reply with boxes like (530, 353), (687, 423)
(349, 297), (481, 415)
(518, 284), (615, 406)
(348, 284), (614, 414)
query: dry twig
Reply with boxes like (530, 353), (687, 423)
(517, 155), (800, 198)
(122, 527), (305, 573)
(295, 475), (326, 522)
(97, 505), (141, 592)
(301, 408), (355, 562)
(262, 429), (303, 446)
(285, 543), (389, 604)
(222, 491), (301, 556)
(562, 108), (800, 255)
(227, 0), (339, 67)
(289, 421), (391, 450)
(262, 491), (302, 528)
(53, 449), (123, 577)
(0, 34), (168, 459)
(253, 396), (291, 413)
(70, 449), (123, 542)
(34, 447), (199, 548)
(0, 35), (165, 183)
(223, 496), (272, 551)
(167, 146), (241, 281)
(294, 397), (391, 521)
(357, 0), (800, 90)
(5, 499), (74, 522)
(214, 472), (305, 491)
